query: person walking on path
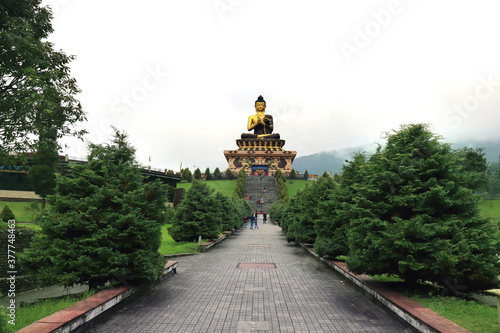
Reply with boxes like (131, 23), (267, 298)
(263, 213), (267, 224)
(249, 214), (255, 229)
(254, 214), (259, 229)
(243, 215), (248, 228)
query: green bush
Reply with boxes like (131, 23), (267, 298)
(280, 177), (335, 245)
(170, 180), (222, 242)
(1, 204), (15, 222)
(313, 153), (366, 257)
(232, 169), (247, 198)
(20, 130), (167, 289)
(346, 124), (500, 289)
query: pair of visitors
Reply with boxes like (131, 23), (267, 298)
(249, 214), (258, 229)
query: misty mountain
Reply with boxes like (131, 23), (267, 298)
(293, 140), (500, 176)
(292, 144), (375, 175)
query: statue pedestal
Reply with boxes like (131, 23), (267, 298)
(223, 138), (296, 176)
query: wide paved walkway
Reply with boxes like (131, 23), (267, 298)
(90, 222), (412, 333)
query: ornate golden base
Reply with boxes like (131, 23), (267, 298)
(224, 138), (296, 176)
(236, 138), (285, 151)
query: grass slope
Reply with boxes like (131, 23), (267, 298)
(0, 201), (42, 223)
(177, 180), (237, 197)
(158, 224), (203, 255)
(478, 199), (500, 225)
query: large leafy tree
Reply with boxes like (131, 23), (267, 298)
(346, 124), (500, 290)
(20, 130), (167, 289)
(0, 0), (86, 161)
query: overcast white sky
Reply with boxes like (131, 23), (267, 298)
(43, 0), (500, 172)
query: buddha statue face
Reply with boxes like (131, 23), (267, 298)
(255, 101), (266, 112)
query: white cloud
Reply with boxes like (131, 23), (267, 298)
(45, 0), (500, 171)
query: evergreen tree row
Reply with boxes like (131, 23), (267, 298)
(169, 180), (251, 242)
(233, 169), (247, 198)
(274, 170), (290, 201)
(271, 124), (500, 290)
(181, 166), (233, 182)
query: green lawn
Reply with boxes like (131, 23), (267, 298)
(412, 296), (500, 333)
(178, 180), (237, 197)
(1, 290), (97, 333)
(479, 199), (500, 224)
(0, 201), (42, 223)
(158, 224), (204, 255)
(286, 179), (313, 197)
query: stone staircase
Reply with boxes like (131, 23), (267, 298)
(243, 175), (278, 215)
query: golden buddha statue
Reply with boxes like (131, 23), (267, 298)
(241, 95), (280, 139)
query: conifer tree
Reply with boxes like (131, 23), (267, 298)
(205, 167), (212, 180)
(224, 168), (234, 180)
(181, 168), (193, 182)
(314, 153), (367, 257)
(1, 204), (15, 222)
(194, 168), (202, 180)
(28, 132), (59, 209)
(213, 167), (222, 180)
(20, 130), (167, 289)
(487, 157), (500, 199)
(455, 147), (489, 193)
(170, 180), (221, 242)
(232, 169), (247, 198)
(346, 124), (500, 289)
(286, 177), (335, 244)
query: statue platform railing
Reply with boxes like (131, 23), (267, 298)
(236, 138), (286, 151)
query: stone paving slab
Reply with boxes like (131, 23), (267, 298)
(90, 223), (413, 332)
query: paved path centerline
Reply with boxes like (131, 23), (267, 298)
(90, 222), (412, 332)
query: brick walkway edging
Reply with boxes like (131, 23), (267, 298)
(16, 261), (178, 333)
(199, 229), (235, 252)
(300, 244), (471, 333)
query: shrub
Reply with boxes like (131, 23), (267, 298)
(20, 130), (167, 289)
(346, 124), (500, 290)
(1, 204), (15, 222)
(170, 180), (221, 242)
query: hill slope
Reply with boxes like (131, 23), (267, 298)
(292, 140), (500, 175)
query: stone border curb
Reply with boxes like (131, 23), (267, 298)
(16, 261), (178, 333)
(300, 244), (471, 333)
(199, 230), (235, 252)
(163, 252), (196, 259)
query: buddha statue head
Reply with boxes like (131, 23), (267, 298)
(255, 95), (266, 113)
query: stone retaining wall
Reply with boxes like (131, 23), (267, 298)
(0, 228), (38, 295)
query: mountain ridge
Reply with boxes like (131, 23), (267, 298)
(292, 140), (500, 175)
